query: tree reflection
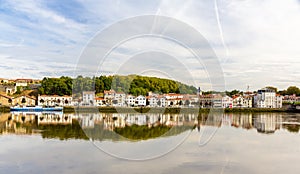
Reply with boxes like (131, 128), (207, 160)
(1, 112), (300, 141)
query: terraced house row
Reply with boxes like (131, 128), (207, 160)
(35, 88), (283, 108)
(0, 85), (287, 109)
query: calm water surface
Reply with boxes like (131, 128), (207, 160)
(0, 112), (299, 174)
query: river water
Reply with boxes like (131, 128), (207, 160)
(0, 112), (299, 174)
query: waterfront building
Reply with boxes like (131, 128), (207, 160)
(157, 96), (167, 107)
(254, 88), (282, 108)
(104, 89), (116, 106)
(212, 94), (223, 108)
(38, 95), (72, 106)
(0, 85), (16, 95)
(95, 97), (105, 106)
(222, 95), (233, 108)
(82, 91), (96, 106)
(243, 95), (253, 108)
(113, 92), (126, 107)
(13, 95), (36, 106)
(199, 94), (223, 108)
(0, 78), (9, 84)
(188, 94), (199, 107)
(148, 96), (158, 107)
(0, 94), (12, 105)
(135, 95), (146, 106)
(199, 94), (213, 108)
(232, 95), (252, 108)
(15, 79), (32, 87)
(282, 94), (300, 103)
(126, 95), (135, 107)
(275, 94), (283, 108)
(164, 93), (183, 107)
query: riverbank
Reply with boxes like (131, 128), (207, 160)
(1, 105), (298, 114)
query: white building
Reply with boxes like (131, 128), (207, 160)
(104, 89), (115, 106)
(232, 95), (253, 108)
(212, 95), (223, 108)
(148, 96), (158, 107)
(222, 95), (233, 108)
(95, 97), (105, 106)
(15, 79), (33, 87)
(275, 95), (283, 108)
(113, 92), (126, 106)
(82, 91), (96, 106)
(164, 93), (183, 107)
(158, 97), (167, 107)
(243, 96), (253, 108)
(5, 85), (16, 95)
(254, 88), (282, 108)
(38, 95), (73, 106)
(135, 95), (146, 106)
(126, 95), (135, 107)
(199, 94), (223, 108)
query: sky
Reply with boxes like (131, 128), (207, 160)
(0, 0), (300, 91)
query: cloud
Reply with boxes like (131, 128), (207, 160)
(0, 0), (299, 90)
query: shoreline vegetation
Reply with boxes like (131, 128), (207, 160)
(1, 105), (299, 114)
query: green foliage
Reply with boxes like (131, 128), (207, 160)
(283, 124), (300, 133)
(114, 124), (192, 140)
(39, 76), (73, 96)
(225, 89), (242, 96)
(286, 86), (300, 96)
(39, 75), (197, 96)
(279, 86), (300, 96)
(39, 120), (89, 140)
(265, 86), (278, 93)
(15, 86), (22, 94)
(114, 124), (171, 140)
(129, 75), (196, 96)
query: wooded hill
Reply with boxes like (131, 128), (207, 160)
(38, 75), (197, 96)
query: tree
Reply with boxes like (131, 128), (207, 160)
(266, 86), (278, 93)
(286, 86), (300, 96)
(15, 86), (22, 94)
(226, 90), (241, 96)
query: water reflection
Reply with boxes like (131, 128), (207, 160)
(0, 112), (299, 140)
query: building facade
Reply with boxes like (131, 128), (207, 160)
(254, 88), (282, 108)
(82, 91), (96, 106)
(38, 95), (72, 106)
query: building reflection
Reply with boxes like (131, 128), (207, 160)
(253, 114), (281, 134)
(0, 112), (299, 139)
(77, 113), (198, 131)
(0, 112), (74, 135)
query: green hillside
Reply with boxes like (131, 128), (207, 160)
(39, 75), (197, 96)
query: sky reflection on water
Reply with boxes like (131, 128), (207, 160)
(0, 112), (299, 174)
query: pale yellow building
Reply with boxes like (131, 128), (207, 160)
(12, 95), (36, 106)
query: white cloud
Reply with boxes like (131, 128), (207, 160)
(0, 0), (299, 91)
